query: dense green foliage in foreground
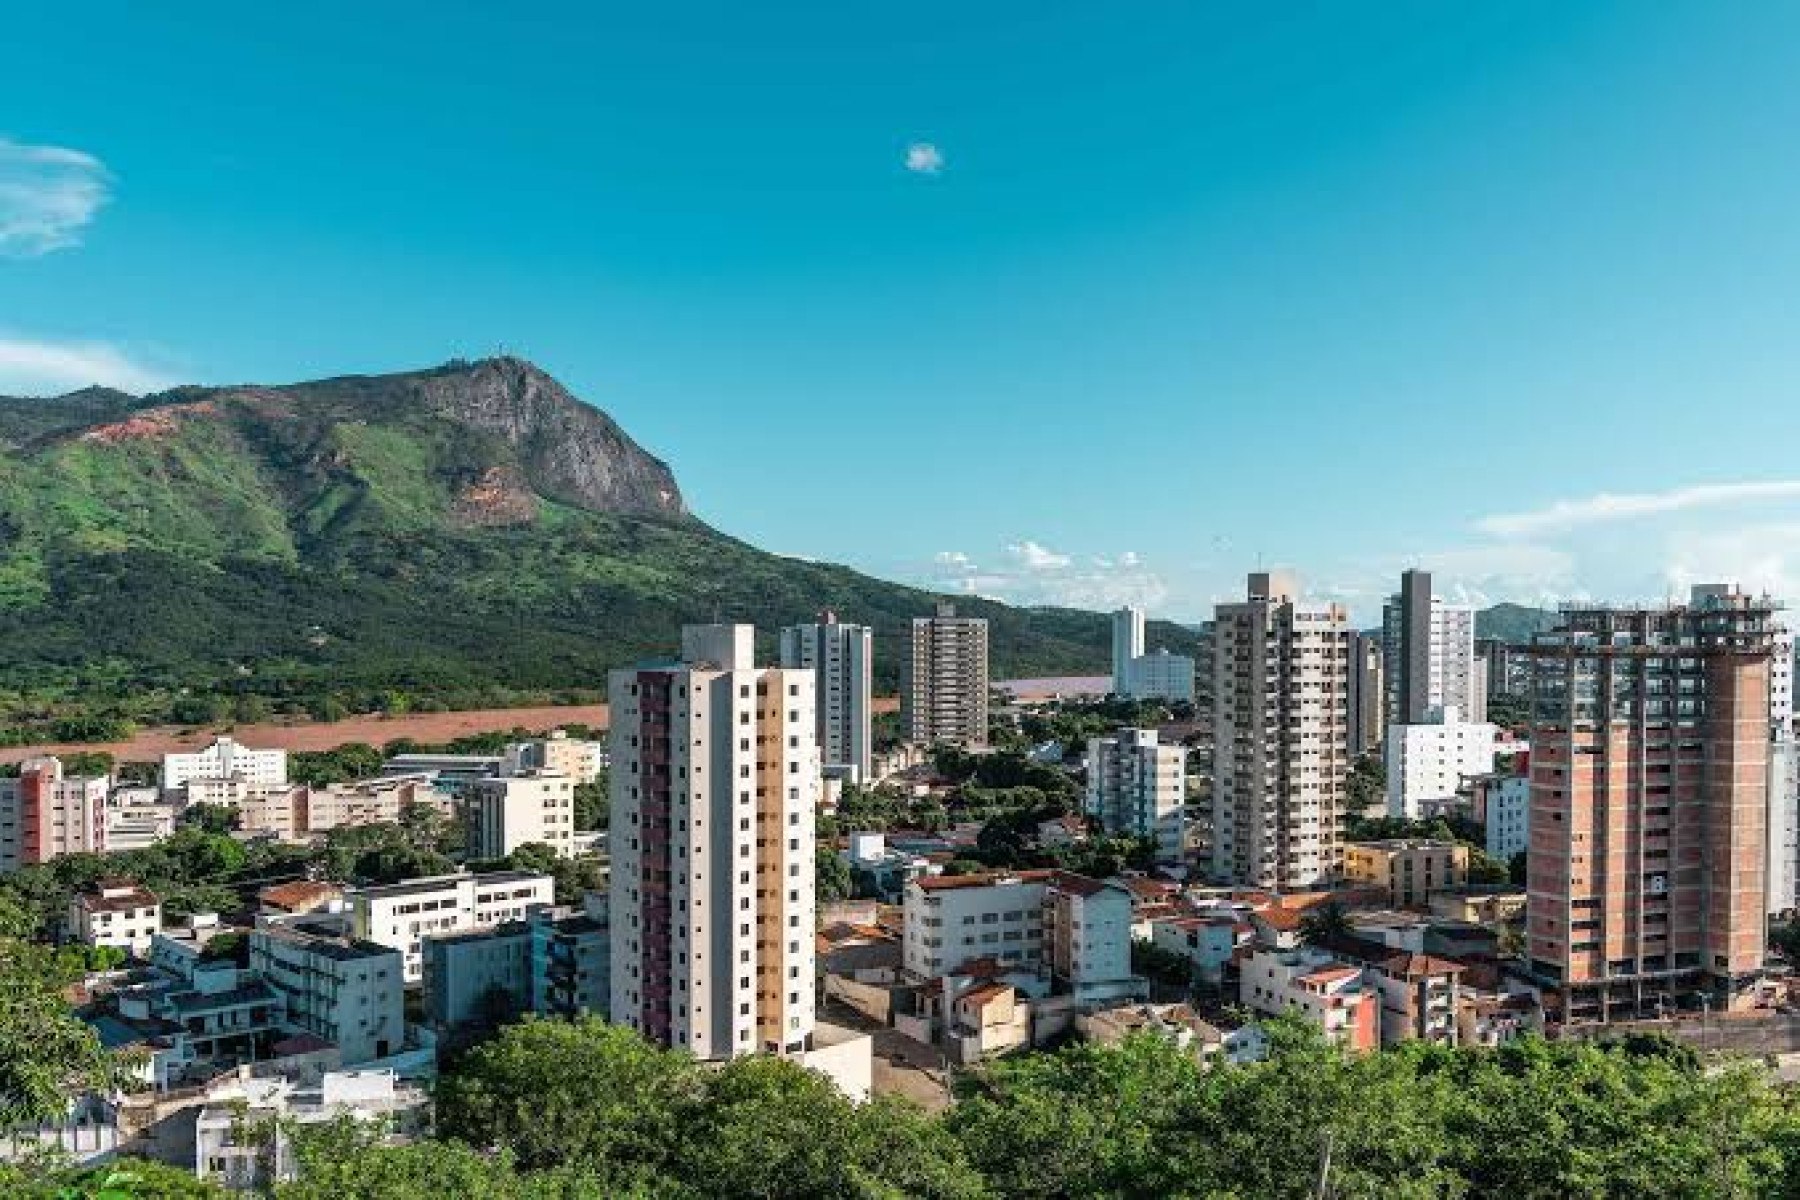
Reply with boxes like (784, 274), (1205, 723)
(19, 1016), (1800, 1199)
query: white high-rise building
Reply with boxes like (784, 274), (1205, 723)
(1111, 607), (1145, 695)
(609, 624), (819, 1060)
(902, 603), (989, 748)
(1209, 571), (1352, 888)
(1112, 606), (1195, 703)
(1086, 729), (1187, 865)
(1384, 707), (1497, 819)
(779, 612), (874, 782)
(1382, 570), (1483, 728)
(161, 737), (288, 793)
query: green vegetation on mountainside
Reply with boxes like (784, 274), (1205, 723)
(0, 360), (1200, 740)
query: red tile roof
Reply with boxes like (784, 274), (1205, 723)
(959, 982), (1013, 1008)
(1253, 907), (1305, 932)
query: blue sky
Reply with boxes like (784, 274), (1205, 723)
(7, 2), (1800, 622)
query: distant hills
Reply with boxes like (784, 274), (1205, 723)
(1475, 602), (1558, 644)
(0, 358), (1198, 730)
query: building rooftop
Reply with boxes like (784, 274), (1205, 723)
(259, 881), (344, 913)
(1046, 871), (1113, 899)
(913, 869), (1055, 893)
(75, 881), (160, 913)
(166, 978), (282, 1017)
(253, 921), (398, 963)
(353, 870), (549, 900)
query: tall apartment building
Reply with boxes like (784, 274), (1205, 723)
(0, 757), (109, 871)
(1383, 569), (1483, 726)
(779, 611), (874, 781)
(1347, 632), (1386, 756)
(609, 624), (820, 1060)
(1692, 585), (1798, 916)
(161, 737), (288, 793)
(1086, 729), (1187, 865)
(1477, 637), (1532, 703)
(1208, 571), (1352, 888)
(465, 772), (577, 859)
(1524, 594), (1777, 1020)
(1110, 606), (1196, 703)
(1111, 606), (1145, 694)
(902, 603), (989, 748)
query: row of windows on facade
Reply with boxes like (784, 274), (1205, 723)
(621, 799), (805, 819)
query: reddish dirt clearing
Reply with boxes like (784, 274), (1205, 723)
(3, 696), (902, 766)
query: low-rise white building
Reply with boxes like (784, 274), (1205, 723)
(902, 869), (1143, 1003)
(104, 788), (179, 853)
(1385, 707), (1496, 819)
(1043, 873), (1146, 1004)
(1123, 649), (1197, 704)
(163, 737), (288, 794)
(1147, 912), (1252, 984)
(1239, 946), (1381, 1052)
(465, 771), (577, 859)
(349, 871), (555, 983)
(195, 1070), (429, 1190)
(249, 918), (405, 1065)
(504, 729), (608, 785)
(68, 878), (161, 956)
(904, 870), (1052, 980)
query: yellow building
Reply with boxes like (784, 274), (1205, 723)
(1343, 840), (1468, 909)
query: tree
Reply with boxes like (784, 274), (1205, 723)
(1507, 850), (1528, 886)
(435, 1018), (697, 1173)
(0, 1157), (230, 1198)
(277, 1119), (656, 1199)
(0, 939), (140, 1125)
(815, 846), (852, 904)
(1130, 939), (1194, 988)
(181, 802), (240, 835)
(1299, 900), (1353, 945)
(573, 775), (608, 831)
(1466, 848), (1511, 885)
(675, 1055), (985, 1199)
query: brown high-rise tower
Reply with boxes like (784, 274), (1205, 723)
(1524, 593), (1776, 1022)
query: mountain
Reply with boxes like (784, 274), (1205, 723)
(1475, 602), (1558, 644)
(0, 358), (1197, 733)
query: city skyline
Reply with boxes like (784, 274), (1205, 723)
(9, 4), (1800, 619)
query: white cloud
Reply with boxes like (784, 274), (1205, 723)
(1663, 522), (1800, 609)
(1006, 540), (1072, 570)
(904, 142), (944, 175)
(1477, 480), (1800, 538)
(0, 333), (175, 395)
(0, 136), (112, 257)
(917, 543), (1170, 611)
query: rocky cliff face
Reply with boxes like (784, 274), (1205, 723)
(1, 357), (688, 521)
(410, 357), (686, 519)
